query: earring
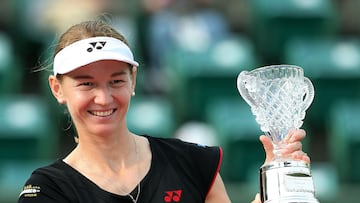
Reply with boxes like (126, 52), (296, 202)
(132, 92), (136, 96)
(58, 99), (66, 104)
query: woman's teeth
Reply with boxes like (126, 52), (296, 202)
(90, 110), (114, 117)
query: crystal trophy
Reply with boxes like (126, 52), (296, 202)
(237, 65), (319, 203)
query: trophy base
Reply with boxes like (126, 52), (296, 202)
(264, 198), (319, 203)
(260, 160), (319, 203)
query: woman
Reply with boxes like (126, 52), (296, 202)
(18, 20), (310, 203)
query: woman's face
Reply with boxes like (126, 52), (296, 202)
(50, 60), (136, 136)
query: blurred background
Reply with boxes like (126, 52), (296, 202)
(0, 0), (359, 202)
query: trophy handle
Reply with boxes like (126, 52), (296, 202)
(302, 77), (315, 111)
(237, 72), (257, 108)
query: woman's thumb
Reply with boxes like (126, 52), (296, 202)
(259, 135), (274, 164)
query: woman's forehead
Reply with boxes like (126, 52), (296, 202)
(67, 60), (131, 76)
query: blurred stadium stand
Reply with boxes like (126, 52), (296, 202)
(0, 32), (23, 95)
(127, 95), (176, 138)
(165, 34), (258, 122)
(328, 100), (360, 183)
(0, 95), (57, 202)
(249, 0), (338, 64)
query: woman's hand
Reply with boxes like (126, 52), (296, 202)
(251, 129), (310, 203)
(260, 128), (310, 166)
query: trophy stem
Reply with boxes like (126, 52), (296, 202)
(272, 142), (287, 161)
(273, 148), (282, 161)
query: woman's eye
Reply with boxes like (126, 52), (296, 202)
(110, 80), (124, 85)
(80, 82), (93, 86)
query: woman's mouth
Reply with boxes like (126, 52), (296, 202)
(89, 109), (116, 117)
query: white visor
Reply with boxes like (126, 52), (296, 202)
(53, 36), (139, 76)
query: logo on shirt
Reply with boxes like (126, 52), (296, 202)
(164, 190), (182, 202)
(19, 184), (41, 198)
(87, 41), (107, 52)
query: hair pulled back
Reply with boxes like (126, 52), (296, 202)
(54, 20), (129, 57)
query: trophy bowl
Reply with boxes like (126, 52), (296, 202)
(237, 65), (319, 203)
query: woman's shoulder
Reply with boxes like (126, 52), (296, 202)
(20, 159), (78, 191)
(143, 135), (223, 200)
(18, 160), (77, 202)
(30, 159), (72, 179)
(147, 134), (218, 148)
(145, 135), (222, 163)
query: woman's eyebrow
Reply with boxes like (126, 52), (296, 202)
(111, 71), (127, 77)
(73, 75), (93, 80)
(71, 70), (127, 79)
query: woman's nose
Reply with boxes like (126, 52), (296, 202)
(94, 87), (113, 105)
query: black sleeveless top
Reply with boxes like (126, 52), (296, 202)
(18, 136), (222, 203)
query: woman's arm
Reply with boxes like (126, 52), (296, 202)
(205, 173), (231, 203)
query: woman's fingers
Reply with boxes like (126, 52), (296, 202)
(292, 150), (311, 163)
(260, 129), (310, 164)
(259, 135), (274, 164)
(284, 128), (306, 144)
(281, 142), (302, 154)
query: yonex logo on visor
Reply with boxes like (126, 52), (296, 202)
(53, 36), (139, 76)
(87, 41), (106, 52)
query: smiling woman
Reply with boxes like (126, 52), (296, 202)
(17, 19), (310, 203)
(50, 60), (136, 137)
(17, 19), (229, 203)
